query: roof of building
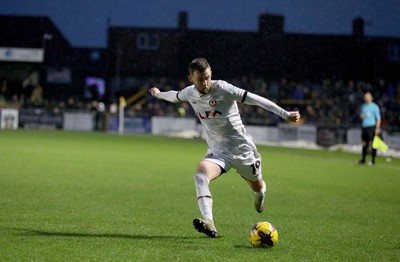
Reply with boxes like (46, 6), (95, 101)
(0, 15), (70, 49)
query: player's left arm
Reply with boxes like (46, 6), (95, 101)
(375, 119), (381, 135)
(243, 92), (300, 123)
(375, 105), (381, 134)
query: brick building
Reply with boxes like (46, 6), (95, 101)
(108, 12), (400, 85)
(1, 13), (399, 100)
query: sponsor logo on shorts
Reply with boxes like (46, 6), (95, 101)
(205, 153), (214, 158)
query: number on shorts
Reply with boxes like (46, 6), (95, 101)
(251, 160), (261, 176)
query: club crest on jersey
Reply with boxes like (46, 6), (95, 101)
(209, 98), (217, 107)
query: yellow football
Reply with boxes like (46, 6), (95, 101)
(248, 221), (278, 248)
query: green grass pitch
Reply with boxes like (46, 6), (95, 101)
(0, 130), (399, 261)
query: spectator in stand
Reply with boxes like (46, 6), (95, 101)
(0, 78), (10, 103)
(30, 85), (43, 106)
(292, 84), (305, 100)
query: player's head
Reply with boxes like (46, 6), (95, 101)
(188, 58), (212, 95)
(364, 91), (373, 104)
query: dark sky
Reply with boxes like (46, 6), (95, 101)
(2, 0), (400, 48)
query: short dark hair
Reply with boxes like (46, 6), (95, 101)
(189, 58), (211, 74)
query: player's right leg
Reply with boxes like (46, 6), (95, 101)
(193, 160), (222, 238)
(359, 128), (368, 164)
(359, 141), (368, 164)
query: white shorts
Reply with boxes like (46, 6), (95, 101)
(203, 144), (262, 182)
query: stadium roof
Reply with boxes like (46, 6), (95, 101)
(0, 15), (70, 49)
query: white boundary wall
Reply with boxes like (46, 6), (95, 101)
(151, 116), (197, 135)
(151, 117), (400, 154)
(347, 128), (362, 145)
(347, 128), (400, 150)
(63, 112), (95, 131)
(246, 126), (279, 141)
(3, 111), (400, 153)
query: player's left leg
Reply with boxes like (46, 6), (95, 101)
(244, 178), (267, 213)
(370, 139), (377, 165)
(235, 156), (267, 213)
(371, 148), (377, 165)
(360, 128), (368, 164)
(370, 127), (377, 165)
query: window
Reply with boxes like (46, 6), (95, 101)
(90, 51), (101, 61)
(388, 43), (400, 61)
(136, 32), (160, 51)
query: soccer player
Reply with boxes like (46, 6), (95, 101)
(359, 91), (381, 165)
(149, 58), (300, 238)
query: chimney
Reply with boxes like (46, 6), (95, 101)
(259, 13), (284, 35)
(352, 17), (364, 37)
(178, 11), (188, 30)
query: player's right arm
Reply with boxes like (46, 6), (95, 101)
(360, 105), (365, 120)
(149, 87), (181, 103)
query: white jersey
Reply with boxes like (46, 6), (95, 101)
(177, 80), (255, 153)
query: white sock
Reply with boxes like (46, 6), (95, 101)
(254, 181), (266, 196)
(198, 196), (213, 223)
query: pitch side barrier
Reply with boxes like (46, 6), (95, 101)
(145, 117), (400, 158)
(1, 110), (399, 155)
(0, 108), (64, 130)
(147, 117), (400, 151)
(0, 108), (97, 131)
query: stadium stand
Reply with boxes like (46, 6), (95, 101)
(0, 13), (399, 147)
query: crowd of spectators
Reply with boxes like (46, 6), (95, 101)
(143, 76), (400, 130)
(1, 74), (399, 131)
